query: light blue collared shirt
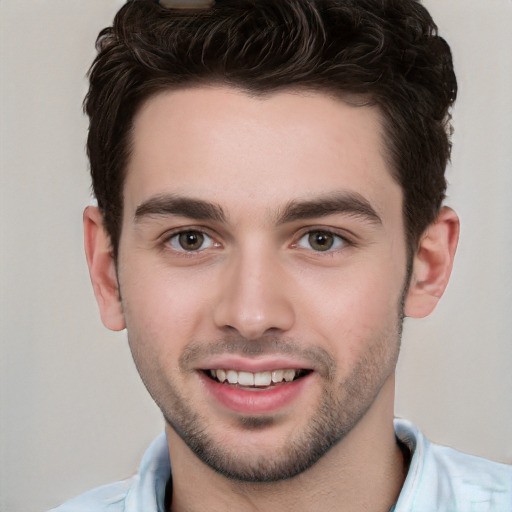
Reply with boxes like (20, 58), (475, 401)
(49, 419), (512, 512)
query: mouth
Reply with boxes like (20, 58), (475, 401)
(200, 366), (314, 414)
(203, 368), (312, 388)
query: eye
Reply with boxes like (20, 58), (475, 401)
(297, 230), (346, 252)
(167, 230), (214, 252)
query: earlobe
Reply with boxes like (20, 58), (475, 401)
(404, 207), (460, 318)
(83, 206), (126, 331)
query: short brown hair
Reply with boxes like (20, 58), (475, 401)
(84, 0), (456, 258)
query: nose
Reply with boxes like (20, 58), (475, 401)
(212, 246), (296, 340)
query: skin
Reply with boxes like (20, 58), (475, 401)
(85, 86), (459, 512)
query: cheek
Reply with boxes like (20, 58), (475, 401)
(120, 270), (205, 396)
(119, 262), (213, 350)
(298, 265), (405, 360)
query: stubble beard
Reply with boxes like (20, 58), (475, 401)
(142, 320), (403, 483)
(125, 264), (409, 483)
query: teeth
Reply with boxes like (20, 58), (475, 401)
(238, 371), (255, 386)
(271, 370), (284, 383)
(209, 369), (303, 386)
(283, 369), (295, 382)
(226, 370), (238, 384)
(254, 371), (272, 386)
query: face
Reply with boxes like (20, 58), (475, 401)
(116, 87), (409, 481)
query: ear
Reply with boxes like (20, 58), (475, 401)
(83, 206), (126, 331)
(404, 207), (460, 318)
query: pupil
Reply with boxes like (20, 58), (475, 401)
(309, 231), (333, 251)
(179, 231), (203, 250)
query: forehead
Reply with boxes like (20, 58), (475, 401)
(124, 86), (402, 223)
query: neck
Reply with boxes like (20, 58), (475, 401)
(167, 377), (406, 512)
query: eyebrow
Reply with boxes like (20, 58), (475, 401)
(134, 194), (227, 223)
(276, 192), (382, 225)
(133, 191), (382, 226)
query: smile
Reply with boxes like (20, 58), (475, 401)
(200, 367), (314, 414)
(206, 369), (310, 387)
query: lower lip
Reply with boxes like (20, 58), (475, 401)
(200, 372), (312, 415)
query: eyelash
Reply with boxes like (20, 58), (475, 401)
(163, 229), (219, 254)
(161, 227), (354, 255)
(294, 229), (351, 253)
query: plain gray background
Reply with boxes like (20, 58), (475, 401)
(1, 1), (511, 511)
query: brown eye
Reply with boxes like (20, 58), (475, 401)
(309, 231), (334, 251)
(297, 230), (345, 252)
(169, 231), (211, 251)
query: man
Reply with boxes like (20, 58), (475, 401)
(51, 0), (512, 510)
